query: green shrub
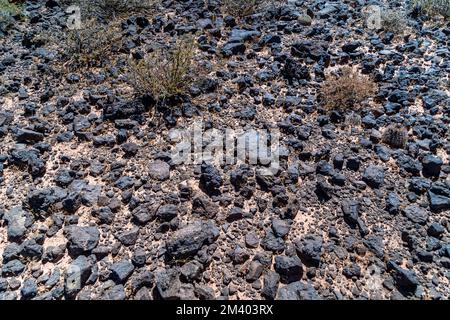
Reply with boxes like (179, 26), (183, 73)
(0, 0), (23, 33)
(0, 0), (21, 14)
(128, 37), (196, 101)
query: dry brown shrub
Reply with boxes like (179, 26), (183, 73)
(221, 0), (272, 18)
(61, 19), (123, 70)
(381, 9), (409, 34)
(319, 67), (377, 111)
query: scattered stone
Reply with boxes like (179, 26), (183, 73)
(262, 271), (280, 300)
(277, 281), (321, 300)
(422, 155), (443, 177)
(387, 261), (419, 295)
(116, 227), (139, 246)
(110, 260), (135, 283)
(295, 235), (323, 266)
(403, 205), (428, 225)
(2, 260), (26, 277)
(427, 223), (445, 238)
(165, 221), (219, 260)
(3, 206), (34, 240)
(227, 244), (248, 264)
(362, 165), (385, 188)
(297, 14), (312, 26)
(149, 161), (170, 181)
(271, 218), (291, 238)
(274, 255), (303, 283)
(246, 261), (264, 282)
(200, 163), (223, 195)
(0, 0), (447, 301)
(21, 278), (38, 299)
(428, 183), (450, 212)
(64, 226), (100, 256)
(156, 204), (178, 221)
(64, 255), (92, 299)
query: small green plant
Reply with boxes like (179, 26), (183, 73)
(128, 37), (196, 101)
(381, 9), (408, 34)
(382, 124), (408, 148)
(60, 19), (123, 69)
(412, 0), (450, 18)
(0, 0), (23, 33)
(319, 67), (377, 111)
(0, 0), (21, 14)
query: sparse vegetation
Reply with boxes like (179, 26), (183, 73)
(412, 0), (450, 18)
(0, 0), (21, 15)
(0, 0), (23, 33)
(54, 0), (161, 72)
(2, 0), (449, 302)
(60, 19), (123, 69)
(382, 124), (409, 148)
(62, 0), (160, 19)
(319, 67), (377, 111)
(221, 0), (264, 18)
(381, 9), (408, 34)
(128, 37), (196, 101)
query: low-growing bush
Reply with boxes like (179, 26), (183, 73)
(128, 37), (196, 101)
(0, 0), (23, 33)
(412, 0), (450, 18)
(319, 67), (377, 111)
(61, 19), (123, 69)
(221, 0), (265, 18)
(381, 9), (408, 34)
(0, 0), (21, 14)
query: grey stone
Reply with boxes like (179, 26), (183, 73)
(363, 165), (385, 188)
(156, 204), (178, 221)
(21, 278), (38, 299)
(64, 225), (100, 256)
(3, 206), (34, 240)
(110, 260), (135, 283)
(149, 160), (170, 181)
(297, 14), (312, 26)
(274, 255), (303, 283)
(277, 281), (321, 300)
(403, 205), (428, 225)
(165, 221), (219, 260)
(64, 255), (92, 299)
(262, 271), (280, 300)
(2, 259), (25, 277)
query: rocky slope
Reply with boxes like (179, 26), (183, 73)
(0, 0), (449, 300)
